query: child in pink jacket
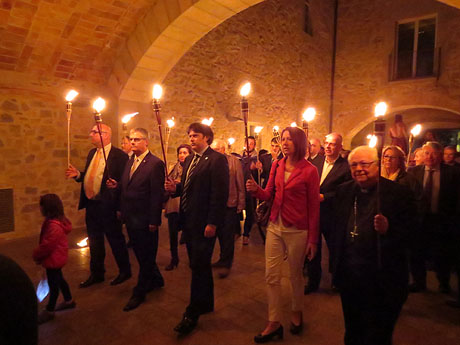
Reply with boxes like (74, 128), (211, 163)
(33, 194), (75, 324)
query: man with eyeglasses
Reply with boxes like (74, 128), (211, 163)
(304, 133), (351, 294)
(107, 128), (165, 311)
(66, 124), (131, 288)
(331, 145), (416, 345)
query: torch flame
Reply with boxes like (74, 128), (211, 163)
(92, 97), (106, 113)
(152, 84), (163, 100)
(290, 122), (297, 127)
(254, 126), (263, 134)
(368, 135), (378, 148)
(166, 118), (175, 128)
(374, 102), (388, 117)
(65, 90), (79, 102)
(410, 124), (422, 136)
(273, 126), (280, 132)
(77, 237), (88, 248)
(121, 112), (139, 124)
(240, 82), (251, 97)
(201, 117), (214, 126)
(302, 107), (316, 122)
(228, 138), (235, 145)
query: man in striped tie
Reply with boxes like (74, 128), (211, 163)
(165, 123), (229, 335)
(66, 124), (131, 288)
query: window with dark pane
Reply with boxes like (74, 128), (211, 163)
(416, 18), (436, 77)
(396, 22), (415, 79)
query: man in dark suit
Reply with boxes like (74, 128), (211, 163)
(259, 137), (283, 189)
(308, 137), (323, 167)
(332, 146), (415, 345)
(408, 141), (460, 293)
(305, 133), (351, 294)
(165, 123), (229, 335)
(108, 127), (165, 311)
(66, 124), (131, 288)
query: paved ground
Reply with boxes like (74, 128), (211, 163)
(1, 220), (459, 345)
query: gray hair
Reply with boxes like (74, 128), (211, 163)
(325, 132), (343, 146)
(422, 141), (443, 152)
(130, 127), (149, 140)
(348, 146), (378, 163)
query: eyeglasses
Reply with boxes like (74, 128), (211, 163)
(383, 155), (399, 160)
(89, 130), (108, 135)
(350, 161), (375, 169)
(129, 137), (146, 142)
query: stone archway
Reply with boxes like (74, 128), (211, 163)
(109, 0), (265, 103)
(347, 105), (460, 148)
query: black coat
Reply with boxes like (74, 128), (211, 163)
(331, 178), (416, 291)
(408, 163), (460, 223)
(120, 152), (165, 229)
(176, 147), (229, 235)
(312, 155), (352, 234)
(76, 146), (128, 210)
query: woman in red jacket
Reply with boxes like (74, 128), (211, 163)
(33, 194), (75, 324)
(247, 126), (320, 343)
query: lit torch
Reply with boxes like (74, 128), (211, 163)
(65, 90), (78, 167)
(151, 84), (168, 175)
(254, 126), (264, 183)
(273, 125), (284, 157)
(165, 117), (175, 159)
(121, 112), (139, 135)
(407, 124), (422, 166)
(302, 107), (316, 142)
(372, 101), (388, 269)
(92, 97), (109, 177)
(77, 237), (88, 248)
(240, 82), (251, 157)
(290, 122), (297, 127)
(228, 137), (235, 152)
(201, 117), (214, 126)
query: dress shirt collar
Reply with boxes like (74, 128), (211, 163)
(424, 164), (440, 171)
(134, 149), (149, 162)
(193, 145), (209, 157)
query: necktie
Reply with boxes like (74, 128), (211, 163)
(129, 158), (140, 179)
(424, 169), (434, 213)
(85, 149), (102, 199)
(180, 154), (200, 213)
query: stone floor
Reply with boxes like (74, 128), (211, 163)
(1, 221), (460, 345)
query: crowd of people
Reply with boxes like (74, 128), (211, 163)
(2, 120), (459, 345)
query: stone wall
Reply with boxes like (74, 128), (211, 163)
(0, 78), (119, 238)
(333, 0), (460, 147)
(119, 0), (334, 163)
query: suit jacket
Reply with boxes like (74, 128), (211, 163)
(260, 152), (283, 188)
(120, 152), (165, 229)
(176, 147), (229, 235)
(308, 154), (323, 168)
(254, 158), (320, 244)
(76, 146), (128, 210)
(331, 178), (416, 290)
(408, 163), (460, 222)
(312, 155), (352, 233)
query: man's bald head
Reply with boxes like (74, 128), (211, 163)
(211, 139), (226, 154)
(90, 124), (112, 148)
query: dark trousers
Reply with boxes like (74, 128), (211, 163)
(243, 195), (255, 237)
(184, 234), (216, 320)
(46, 268), (72, 312)
(340, 279), (407, 345)
(127, 226), (164, 298)
(85, 200), (130, 277)
(216, 207), (239, 268)
(166, 212), (180, 264)
(305, 226), (334, 286)
(410, 215), (453, 288)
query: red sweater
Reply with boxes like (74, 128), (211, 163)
(33, 218), (72, 269)
(254, 158), (320, 245)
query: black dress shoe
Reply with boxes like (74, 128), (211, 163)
(290, 321), (303, 335)
(254, 325), (283, 343)
(211, 261), (226, 268)
(304, 283), (319, 295)
(110, 273), (132, 286)
(123, 295), (145, 312)
(79, 275), (104, 288)
(174, 315), (197, 335)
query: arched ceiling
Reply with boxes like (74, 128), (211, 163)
(0, 0), (264, 98)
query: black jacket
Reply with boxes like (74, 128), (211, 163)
(76, 146), (128, 210)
